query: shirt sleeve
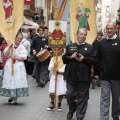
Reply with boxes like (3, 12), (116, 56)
(4, 46), (11, 57)
(48, 57), (54, 71)
(19, 45), (27, 60)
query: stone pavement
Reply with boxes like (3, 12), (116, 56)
(0, 76), (113, 120)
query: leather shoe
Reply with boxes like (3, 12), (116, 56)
(67, 112), (73, 120)
(14, 103), (19, 105)
(8, 98), (14, 103)
(40, 83), (45, 88)
(113, 116), (119, 120)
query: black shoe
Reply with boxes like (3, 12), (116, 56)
(67, 112), (73, 120)
(96, 81), (101, 87)
(113, 116), (119, 120)
(8, 98), (14, 103)
(32, 75), (36, 79)
(40, 83), (45, 88)
(47, 102), (54, 111)
(14, 103), (19, 105)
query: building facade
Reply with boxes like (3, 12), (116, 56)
(96, 0), (120, 33)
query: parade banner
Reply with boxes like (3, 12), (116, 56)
(48, 20), (67, 48)
(24, 0), (32, 5)
(0, 0), (24, 45)
(54, 0), (67, 20)
(70, 0), (97, 44)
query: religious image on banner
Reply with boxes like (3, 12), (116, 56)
(2, 0), (13, 23)
(48, 20), (67, 48)
(76, 3), (90, 31)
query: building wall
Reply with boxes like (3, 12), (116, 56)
(96, 0), (120, 33)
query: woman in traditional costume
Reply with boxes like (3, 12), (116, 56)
(1, 33), (29, 105)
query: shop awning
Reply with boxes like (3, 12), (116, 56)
(21, 16), (39, 29)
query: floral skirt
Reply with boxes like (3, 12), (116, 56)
(1, 88), (29, 97)
(0, 70), (3, 94)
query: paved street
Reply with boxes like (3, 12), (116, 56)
(0, 75), (113, 120)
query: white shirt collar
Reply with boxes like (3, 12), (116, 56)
(97, 39), (102, 42)
(76, 41), (85, 45)
(37, 33), (44, 37)
(106, 34), (117, 40)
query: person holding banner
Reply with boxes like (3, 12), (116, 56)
(47, 49), (66, 112)
(62, 28), (95, 120)
(1, 33), (29, 105)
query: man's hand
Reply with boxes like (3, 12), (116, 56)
(75, 54), (84, 62)
(44, 45), (48, 49)
(70, 52), (77, 59)
(33, 50), (37, 55)
(9, 44), (13, 49)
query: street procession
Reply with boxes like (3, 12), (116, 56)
(0, 0), (120, 120)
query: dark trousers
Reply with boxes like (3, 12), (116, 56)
(36, 60), (49, 85)
(100, 80), (120, 120)
(24, 57), (28, 73)
(66, 81), (90, 120)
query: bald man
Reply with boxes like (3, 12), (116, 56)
(94, 22), (120, 120)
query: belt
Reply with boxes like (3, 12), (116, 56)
(57, 71), (64, 75)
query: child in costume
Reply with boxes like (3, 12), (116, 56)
(47, 49), (66, 111)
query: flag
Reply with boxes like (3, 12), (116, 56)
(70, 0), (97, 44)
(0, 0), (24, 45)
(24, 0), (32, 5)
(56, 0), (67, 20)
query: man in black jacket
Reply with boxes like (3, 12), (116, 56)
(31, 26), (49, 87)
(94, 22), (120, 120)
(92, 31), (103, 88)
(62, 28), (95, 120)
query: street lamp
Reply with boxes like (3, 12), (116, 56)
(116, 8), (120, 36)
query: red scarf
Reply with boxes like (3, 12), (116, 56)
(12, 45), (18, 64)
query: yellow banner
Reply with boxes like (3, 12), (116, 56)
(70, 0), (97, 44)
(0, 0), (24, 45)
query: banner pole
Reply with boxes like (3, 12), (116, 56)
(11, 45), (14, 75)
(54, 48), (58, 108)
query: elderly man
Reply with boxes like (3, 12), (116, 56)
(94, 22), (120, 120)
(63, 28), (95, 120)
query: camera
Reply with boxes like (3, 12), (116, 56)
(76, 53), (81, 58)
